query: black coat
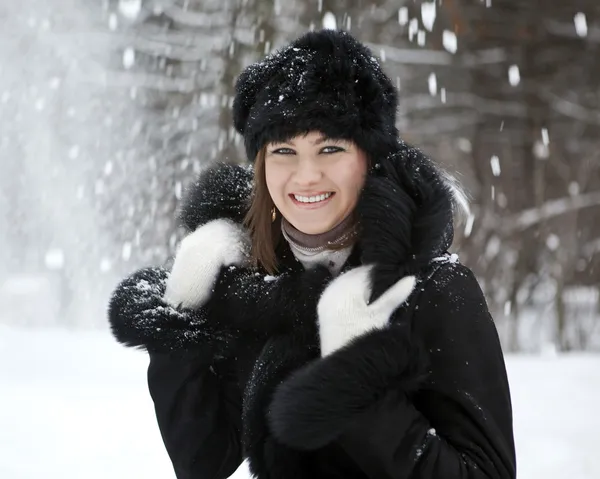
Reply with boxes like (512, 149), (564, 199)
(109, 145), (516, 479)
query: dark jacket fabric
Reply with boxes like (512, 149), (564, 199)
(108, 145), (516, 479)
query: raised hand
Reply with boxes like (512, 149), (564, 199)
(317, 265), (416, 356)
(163, 219), (250, 309)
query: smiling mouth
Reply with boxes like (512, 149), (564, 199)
(290, 192), (334, 204)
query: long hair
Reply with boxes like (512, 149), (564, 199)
(244, 147), (281, 275)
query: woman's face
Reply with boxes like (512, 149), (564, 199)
(265, 131), (368, 235)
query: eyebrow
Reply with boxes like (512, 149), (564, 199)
(283, 135), (340, 146)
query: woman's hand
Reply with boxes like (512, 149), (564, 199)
(317, 265), (416, 356)
(163, 219), (250, 309)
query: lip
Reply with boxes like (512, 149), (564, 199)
(289, 192), (335, 209)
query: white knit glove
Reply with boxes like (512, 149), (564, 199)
(163, 218), (250, 309)
(317, 265), (416, 357)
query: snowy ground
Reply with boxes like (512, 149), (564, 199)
(1, 326), (599, 479)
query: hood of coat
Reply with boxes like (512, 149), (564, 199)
(179, 140), (455, 296)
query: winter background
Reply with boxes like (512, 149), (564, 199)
(1, 0), (599, 478)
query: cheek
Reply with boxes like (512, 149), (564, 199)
(340, 156), (368, 196)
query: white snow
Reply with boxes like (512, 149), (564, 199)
(108, 13), (118, 31)
(122, 47), (136, 69)
(541, 127), (550, 146)
(44, 248), (65, 270)
(569, 181), (580, 196)
(0, 326), (174, 478)
(322, 12), (337, 31)
(408, 18), (419, 42)
(398, 7), (408, 26)
(121, 242), (132, 261)
(574, 13), (588, 38)
(118, 0), (142, 20)
(546, 233), (560, 251)
(420, 2), (436, 32)
(428, 72), (437, 96)
(508, 65), (521, 86)
(442, 30), (458, 54)
(49, 77), (61, 90)
(99, 257), (112, 272)
(68, 145), (80, 159)
(533, 139), (550, 159)
(490, 155), (501, 177)
(0, 326), (599, 478)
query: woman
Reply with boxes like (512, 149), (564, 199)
(108, 29), (516, 479)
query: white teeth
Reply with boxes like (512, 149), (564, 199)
(293, 192), (332, 203)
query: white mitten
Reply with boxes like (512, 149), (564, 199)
(317, 265), (416, 357)
(226, 458), (256, 479)
(163, 218), (250, 309)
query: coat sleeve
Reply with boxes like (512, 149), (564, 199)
(108, 264), (331, 353)
(107, 266), (236, 356)
(268, 263), (516, 478)
(147, 352), (243, 479)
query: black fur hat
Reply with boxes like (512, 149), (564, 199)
(233, 29), (399, 163)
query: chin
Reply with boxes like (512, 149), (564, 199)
(292, 220), (335, 235)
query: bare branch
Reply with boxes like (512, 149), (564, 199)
(162, 5), (229, 28)
(365, 42), (452, 65)
(82, 70), (207, 93)
(545, 19), (600, 42)
(504, 191), (600, 232)
(401, 92), (527, 117)
(539, 89), (600, 125)
(462, 48), (508, 66)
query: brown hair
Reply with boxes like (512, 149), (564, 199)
(244, 147), (281, 274)
(244, 146), (359, 275)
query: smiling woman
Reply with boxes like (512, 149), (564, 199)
(108, 29), (516, 479)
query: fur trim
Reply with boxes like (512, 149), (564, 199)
(268, 322), (428, 450)
(163, 218), (250, 309)
(317, 265), (416, 356)
(107, 267), (235, 356)
(232, 30), (399, 163)
(242, 335), (319, 479)
(357, 142), (454, 301)
(178, 162), (253, 231)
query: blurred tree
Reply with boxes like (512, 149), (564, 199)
(392, 0), (600, 351)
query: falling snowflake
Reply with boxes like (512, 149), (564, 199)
(442, 30), (458, 54)
(574, 13), (588, 37)
(508, 65), (520, 86)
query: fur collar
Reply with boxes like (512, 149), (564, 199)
(179, 141), (455, 296)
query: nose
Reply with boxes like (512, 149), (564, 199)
(293, 156), (322, 187)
